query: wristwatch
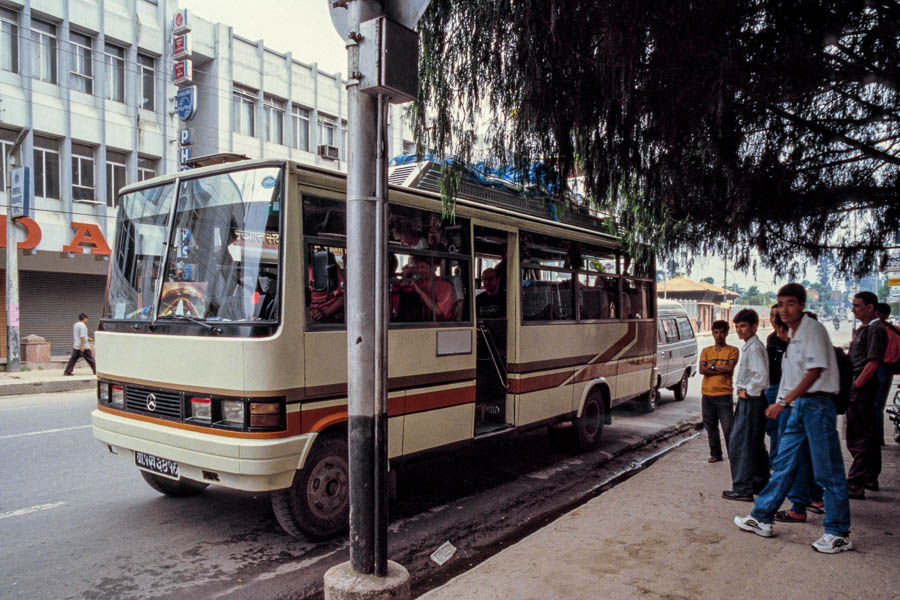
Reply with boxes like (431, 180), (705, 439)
(776, 399), (788, 407)
(710, 364), (716, 371)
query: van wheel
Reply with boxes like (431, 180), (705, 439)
(638, 387), (660, 413)
(574, 391), (605, 450)
(140, 471), (208, 497)
(671, 373), (689, 402)
(271, 435), (349, 540)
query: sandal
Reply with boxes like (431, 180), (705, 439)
(807, 502), (825, 515)
(774, 510), (806, 523)
(708, 456), (723, 463)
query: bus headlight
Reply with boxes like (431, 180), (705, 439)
(191, 397), (212, 422)
(110, 385), (125, 408)
(221, 400), (244, 426)
(250, 402), (282, 428)
(98, 383), (109, 403)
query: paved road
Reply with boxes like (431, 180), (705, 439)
(0, 321), (855, 599)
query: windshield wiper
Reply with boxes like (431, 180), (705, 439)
(162, 313), (223, 335)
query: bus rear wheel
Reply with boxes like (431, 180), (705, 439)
(140, 471), (208, 497)
(574, 391), (605, 450)
(271, 435), (349, 540)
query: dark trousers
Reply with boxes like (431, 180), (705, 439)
(875, 366), (893, 446)
(702, 394), (734, 459)
(846, 378), (881, 490)
(64, 348), (96, 375)
(729, 394), (770, 495)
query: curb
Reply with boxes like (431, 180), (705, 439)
(0, 378), (96, 397)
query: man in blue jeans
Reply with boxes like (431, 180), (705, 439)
(734, 283), (853, 553)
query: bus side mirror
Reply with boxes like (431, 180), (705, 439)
(311, 250), (338, 293)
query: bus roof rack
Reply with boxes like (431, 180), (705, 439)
(388, 158), (607, 231)
(184, 153), (251, 168)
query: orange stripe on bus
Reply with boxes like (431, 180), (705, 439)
(405, 385), (474, 414)
(309, 410), (348, 433)
(509, 371), (575, 395)
(97, 405), (302, 439)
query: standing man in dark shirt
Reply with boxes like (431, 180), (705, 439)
(476, 267), (506, 319)
(846, 291), (887, 498)
(765, 307), (789, 462)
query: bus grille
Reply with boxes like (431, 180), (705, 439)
(124, 386), (183, 419)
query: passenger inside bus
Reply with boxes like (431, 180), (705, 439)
(308, 249), (345, 323)
(477, 267), (506, 319)
(395, 257), (455, 322)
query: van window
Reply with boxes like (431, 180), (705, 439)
(657, 320), (666, 343)
(662, 318), (679, 343)
(676, 317), (694, 340)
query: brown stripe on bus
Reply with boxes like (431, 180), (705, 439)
(303, 368), (477, 400)
(97, 405), (303, 438)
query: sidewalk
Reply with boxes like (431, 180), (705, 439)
(0, 356), (96, 397)
(419, 414), (899, 600)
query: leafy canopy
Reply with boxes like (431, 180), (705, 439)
(413, 0), (899, 277)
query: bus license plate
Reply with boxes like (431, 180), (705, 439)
(135, 451), (179, 479)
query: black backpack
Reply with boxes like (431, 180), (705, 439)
(832, 346), (853, 415)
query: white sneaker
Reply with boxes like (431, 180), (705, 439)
(812, 534), (853, 554)
(734, 515), (774, 537)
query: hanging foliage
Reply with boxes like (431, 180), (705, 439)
(412, 0), (899, 277)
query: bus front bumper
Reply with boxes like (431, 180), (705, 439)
(91, 409), (316, 492)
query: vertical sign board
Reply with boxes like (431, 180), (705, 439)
(173, 9), (196, 169)
(10, 167), (31, 220)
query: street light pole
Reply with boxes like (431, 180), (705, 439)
(5, 129), (28, 372)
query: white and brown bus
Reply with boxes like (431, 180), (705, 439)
(92, 158), (656, 539)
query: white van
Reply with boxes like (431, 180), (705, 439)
(650, 299), (698, 409)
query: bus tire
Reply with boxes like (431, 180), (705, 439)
(670, 372), (689, 402)
(574, 391), (604, 450)
(638, 387), (660, 413)
(271, 435), (349, 540)
(139, 470), (208, 497)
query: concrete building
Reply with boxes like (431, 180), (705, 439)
(0, 0), (414, 357)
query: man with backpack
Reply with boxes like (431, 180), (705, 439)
(845, 292), (888, 498)
(734, 283), (853, 554)
(875, 303), (899, 446)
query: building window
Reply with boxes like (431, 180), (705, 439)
(232, 86), (256, 137)
(0, 129), (16, 190)
(292, 105), (310, 151)
(0, 7), (18, 74)
(104, 43), (125, 102)
(138, 157), (157, 181)
(33, 136), (60, 199)
(263, 96), (285, 145)
(69, 32), (93, 95)
(318, 116), (337, 147)
(72, 143), (95, 201)
(402, 140), (415, 155)
(106, 150), (127, 208)
(30, 20), (57, 83)
(138, 54), (154, 110)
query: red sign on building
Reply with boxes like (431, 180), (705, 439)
(173, 60), (192, 86)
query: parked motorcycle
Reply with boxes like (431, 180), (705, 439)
(886, 389), (900, 444)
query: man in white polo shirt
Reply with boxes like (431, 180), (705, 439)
(734, 283), (852, 554)
(63, 313), (96, 376)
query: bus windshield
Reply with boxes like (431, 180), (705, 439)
(105, 166), (283, 325)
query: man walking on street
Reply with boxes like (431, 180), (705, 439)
(734, 283), (853, 554)
(845, 292), (886, 497)
(63, 313), (96, 376)
(700, 320), (739, 463)
(723, 309), (769, 501)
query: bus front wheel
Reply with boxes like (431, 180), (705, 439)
(140, 470), (208, 497)
(271, 434), (349, 540)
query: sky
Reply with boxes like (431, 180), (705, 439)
(176, 0), (795, 293)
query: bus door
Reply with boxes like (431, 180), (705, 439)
(474, 227), (510, 435)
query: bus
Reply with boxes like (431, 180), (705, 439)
(91, 158), (657, 539)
